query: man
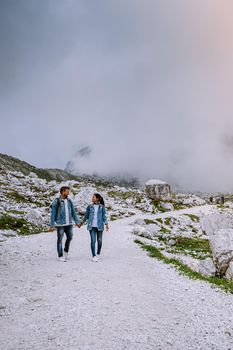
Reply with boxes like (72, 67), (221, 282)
(50, 186), (80, 261)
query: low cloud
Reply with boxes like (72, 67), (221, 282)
(1, 0), (233, 192)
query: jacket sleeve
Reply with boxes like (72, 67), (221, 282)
(102, 206), (108, 225)
(82, 205), (90, 224)
(70, 200), (80, 225)
(50, 199), (58, 226)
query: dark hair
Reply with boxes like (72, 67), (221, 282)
(94, 193), (105, 206)
(60, 186), (70, 194)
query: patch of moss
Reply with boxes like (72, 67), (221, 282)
(155, 218), (163, 224)
(135, 240), (233, 294)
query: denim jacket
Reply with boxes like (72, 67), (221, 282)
(50, 197), (80, 226)
(82, 204), (108, 231)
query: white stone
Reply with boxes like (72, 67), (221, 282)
(160, 202), (174, 211)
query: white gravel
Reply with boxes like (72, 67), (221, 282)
(0, 217), (233, 350)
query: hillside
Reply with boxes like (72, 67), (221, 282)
(0, 153), (77, 182)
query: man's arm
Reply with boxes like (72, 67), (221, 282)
(50, 199), (58, 227)
(70, 200), (80, 225)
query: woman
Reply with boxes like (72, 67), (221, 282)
(80, 193), (109, 262)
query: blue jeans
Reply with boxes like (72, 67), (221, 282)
(57, 225), (73, 257)
(89, 228), (103, 257)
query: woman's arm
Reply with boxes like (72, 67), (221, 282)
(102, 206), (109, 231)
(82, 205), (90, 224)
(102, 206), (108, 225)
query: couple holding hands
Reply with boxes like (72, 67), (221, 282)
(50, 186), (109, 262)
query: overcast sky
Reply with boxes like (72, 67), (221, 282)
(1, 0), (233, 192)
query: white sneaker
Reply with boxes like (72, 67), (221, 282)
(64, 252), (69, 262)
(96, 254), (100, 260)
(93, 256), (98, 262)
(57, 257), (63, 262)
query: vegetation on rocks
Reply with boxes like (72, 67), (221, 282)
(108, 190), (142, 203)
(183, 214), (199, 222)
(0, 215), (46, 235)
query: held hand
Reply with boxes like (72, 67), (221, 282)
(76, 223), (82, 228)
(106, 224), (109, 232)
(49, 227), (55, 232)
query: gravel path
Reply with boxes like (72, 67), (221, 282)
(0, 214), (233, 350)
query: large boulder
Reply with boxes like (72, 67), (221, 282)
(200, 212), (233, 236)
(145, 179), (171, 200)
(26, 209), (43, 225)
(200, 213), (233, 276)
(208, 229), (233, 276)
(226, 261), (233, 282)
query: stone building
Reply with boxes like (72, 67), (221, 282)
(145, 179), (171, 200)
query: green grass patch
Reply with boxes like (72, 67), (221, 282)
(0, 215), (45, 235)
(175, 236), (211, 254)
(153, 199), (169, 213)
(164, 217), (172, 226)
(110, 214), (120, 221)
(159, 227), (171, 234)
(183, 214), (199, 222)
(108, 191), (142, 203)
(173, 203), (187, 210)
(144, 219), (156, 225)
(8, 210), (25, 215)
(155, 218), (163, 224)
(135, 240), (233, 293)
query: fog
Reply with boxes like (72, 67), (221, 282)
(1, 0), (233, 192)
